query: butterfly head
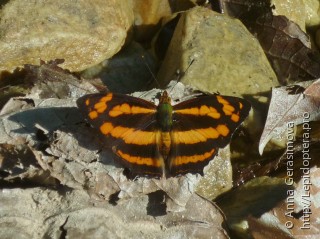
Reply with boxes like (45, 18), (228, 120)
(159, 90), (171, 104)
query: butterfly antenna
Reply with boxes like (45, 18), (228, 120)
(175, 58), (195, 82)
(168, 58), (195, 94)
(141, 55), (161, 89)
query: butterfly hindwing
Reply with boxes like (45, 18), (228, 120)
(77, 93), (164, 177)
(169, 94), (251, 176)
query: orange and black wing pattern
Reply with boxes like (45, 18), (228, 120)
(77, 93), (165, 177)
(169, 94), (251, 176)
(77, 91), (251, 178)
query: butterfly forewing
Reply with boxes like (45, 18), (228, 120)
(169, 94), (251, 176)
(77, 93), (165, 177)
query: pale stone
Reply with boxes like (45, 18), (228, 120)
(196, 146), (233, 200)
(272, 0), (306, 31)
(133, 0), (172, 26)
(157, 7), (278, 97)
(272, 0), (320, 30)
(304, 0), (320, 27)
(133, 0), (196, 27)
(0, 0), (134, 73)
(133, 0), (172, 41)
(132, 0), (196, 41)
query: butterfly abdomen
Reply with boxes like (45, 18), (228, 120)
(160, 132), (171, 159)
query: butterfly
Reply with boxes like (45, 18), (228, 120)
(76, 90), (251, 177)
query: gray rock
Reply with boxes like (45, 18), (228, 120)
(157, 7), (278, 97)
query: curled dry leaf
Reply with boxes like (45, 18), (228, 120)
(259, 80), (320, 155)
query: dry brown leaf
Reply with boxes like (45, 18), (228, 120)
(254, 14), (320, 84)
